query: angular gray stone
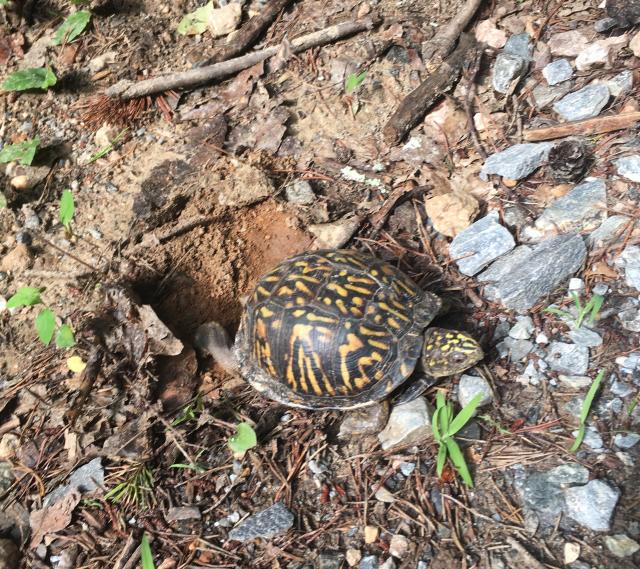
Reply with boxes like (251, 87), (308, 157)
(553, 84), (610, 121)
(564, 480), (620, 531)
(378, 397), (434, 450)
(594, 17), (617, 32)
(478, 234), (587, 311)
(493, 53), (527, 93)
(496, 337), (534, 361)
(509, 316), (534, 340)
(557, 374), (592, 389)
(480, 142), (554, 181)
(568, 327), (602, 347)
(449, 212), (515, 276)
(587, 215), (630, 247)
(228, 502), (294, 541)
(479, 246), (532, 301)
(546, 342), (589, 375)
(44, 458), (104, 507)
(616, 353), (640, 373)
(615, 155), (640, 182)
(531, 81), (573, 109)
(457, 374), (493, 409)
(614, 433), (640, 449)
(606, 70), (634, 97)
(604, 534), (640, 557)
(610, 376), (634, 397)
(615, 245), (640, 290)
(542, 59), (573, 85)
(285, 180), (315, 205)
(571, 426), (603, 449)
(619, 304), (640, 332)
(360, 555), (379, 569)
(504, 33), (533, 60)
(534, 178), (607, 235)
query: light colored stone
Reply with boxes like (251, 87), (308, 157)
(542, 58), (573, 85)
(614, 433), (640, 449)
(0, 244), (33, 273)
(509, 316), (534, 339)
(564, 542), (580, 564)
(339, 403), (389, 439)
(480, 142), (554, 181)
(346, 549), (362, 567)
(557, 375), (592, 389)
(615, 155), (640, 182)
(604, 534), (640, 557)
(546, 342), (589, 375)
(389, 535), (410, 559)
(424, 190), (479, 237)
(548, 30), (589, 56)
(207, 2), (242, 38)
(615, 245), (640, 290)
(564, 480), (620, 532)
(308, 215), (361, 249)
(364, 525), (379, 544)
(553, 84), (610, 121)
(475, 19), (507, 49)
(377, 398), (434, 451)
(457, 374), (493, 409)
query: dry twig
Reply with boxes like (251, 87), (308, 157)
(422, 0), (484, 60)
(523, 111), (640, 141)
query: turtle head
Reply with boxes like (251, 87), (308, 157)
(421, 327), (483, 377)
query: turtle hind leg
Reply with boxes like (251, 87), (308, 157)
(392, 373), (439, 405)
(194, 321), (238, 373)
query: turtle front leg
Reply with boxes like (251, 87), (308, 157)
(392, 373), (440, 405)
(194, 322), (239, 373)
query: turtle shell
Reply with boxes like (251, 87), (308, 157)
(234, 249), (441, 409)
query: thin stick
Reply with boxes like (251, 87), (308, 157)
(523, 111), (640, 141)
(105, 16), (381, 100)
(197, 0), (296, 67)
(383, 33), (477, 145)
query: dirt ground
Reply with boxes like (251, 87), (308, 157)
(1, 0), (640, 568)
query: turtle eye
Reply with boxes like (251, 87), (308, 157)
(451, 352), (467, 364)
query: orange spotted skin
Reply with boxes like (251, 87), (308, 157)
(235, 249), (442, 409)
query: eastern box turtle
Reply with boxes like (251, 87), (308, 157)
(197, 249), (483, 409)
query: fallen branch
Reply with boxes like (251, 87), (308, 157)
(523, 111), (640, 141)
(105, 16), (381, 100)
(197, 0), (296, 67)
(383, 33), (477, 145)
(422, 0), (483, 60)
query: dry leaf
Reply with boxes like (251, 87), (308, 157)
(30, 490), (81, 548)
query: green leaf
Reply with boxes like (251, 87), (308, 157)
(59, 189), (75, 230)
(345, 71), (367, 94)
(587, 294), (604, 323)
(431, 406), (443, 442)
(570, 424), (585, 453)
(53, 10), (91, 45)
(436, 443), (447, 477)
(447, 393), (483, 437)
(446, 438), (474, 487)
(2, 67), (57, 91)
(543, 306), (570, 318)
(0, 0), (11, 6)
(7, 287), (43, 308)
(228, 422), (257, 454)
(35, 308), (56, 345)
(579, 370), (604, 424)
(0, 137), (40, 166)
(55, 324), (76, 348)
(0, 192), (6, 208)
(140, 534), (156, 569)
(177, 2), (214, 35)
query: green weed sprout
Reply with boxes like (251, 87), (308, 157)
(570, 370), (604, 453)
(544, 290), (604, 329)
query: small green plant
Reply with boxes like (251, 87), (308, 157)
(2, 67), (57, 91)
(544, 290), (604, 329)
(177, 1), (213, 35)
(59, 189), (75, 236)
(105, 464), (155, 509)
(53, 10), (91, 45)
(345, 71), (367, 94)
(431, 391), (483, 487)
(0, 137), (40, 166)
(7, 287), (75, 347)
(228, 422), (257, 455)
(140, 534), (156, 569)
(570, 370), (604, 453)
(171, 394), (204, 427)
(88, 127), (128, 163)
(170, 449), (207, 473)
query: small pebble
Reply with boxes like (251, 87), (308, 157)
(389, 535), (410, 559)
(364, 525), (379, 544)
(346, 549), (362, 567)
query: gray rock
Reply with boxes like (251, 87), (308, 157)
(568, 277), (584, 291)
(606, 70), (634, 97)
(604, 534), (640, 557)
(509, 316), (534, 340)
(504, 33), (533, 60)
(478, 234), (587, 311)
(610, 377), (635, 397)
(614, 433), (640, 449)
(568, 327), (602, 347)
(399, 462), (415, 476)
(449, 212), (515, 276)
(0, 539), (19, 569)
(594, 17), (617, 32)
(480, 142), (554, 181)
(615, 155), (640, 182)
(285, 180), (315, 205)
(493, 53), (528, 93)
(617, 353), (640, 373)
(564, 480), (620, 531)
(359, 555), (379, 569)
(44, 458), (104, 507)
(318, 551), (345, 569)
(587, 215), (630, 247)
(339, 403), (389, 438)
(166, 506), (201, 521)
(480, 246), (533, 301)
(592, 283), (609, 296)
(503, 205), (529, 228)
(389, 535), (410, 559)
(619, 305), (640, 332)
(496, 337), (534, 361)
(542, 59), (573, 85)
(378, 398), (434, 450)
(546, 342), (589, 375)
(531, 81), (573, 109)
(557, 375), (592, 389)
(534, 178), (607, 235)
(615, 245), (640, 290)
(571, 426), (603, 449)
(228, 502), (294, 541)
(553, 84), (611, 121)
(457, 374), (493, 409)
(548, 30), (589, 57)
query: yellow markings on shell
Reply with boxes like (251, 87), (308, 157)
(297, 275), (321, 284)
(271, 319), (281, 329)
(257, 286), (271, 297)
(263, 275), (281, 282)
(339, 270), (348, 277)
(378, 302), (410, 322)
(323, 297), (332, 305)
(327, 283), (349, 297)
(255, 318), (267, 339)
(312, 352), (335, 396)
(352, 296), (364, 307)
(350, 307), (364, 317)
(296, 344), (308, 393)
(394, 279), (417, 296)
(305, 265), (332, 274)
(295, 280), (313, 295)
(304, 356), (323, 396)
(335, 299), (349, 315)
(381, 264), (396, 275)
(368, 339), (389, 350)
(387, 318), (401, 329)
(259, 306), (275, 317)
(260, 342), (277, 376)
(307, 313), (338, 324)
(425, 344), (434, 351)
(345, 284), (373, 295)
(347, 276), (375, 285)
(338, 333), (365, 391)
(296, 297), (306, 305)
(293, 309), (306, 317)
(399, 362), (411, 376)
(374, 314), (383, 324)
(446, 332), (455, 339)
(277, 285), (295, 296)
(441, 343), (451, 352)
(359, 326), (388, 337)
(354, 352), (382, 389)
(391, 299), (406, 311)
